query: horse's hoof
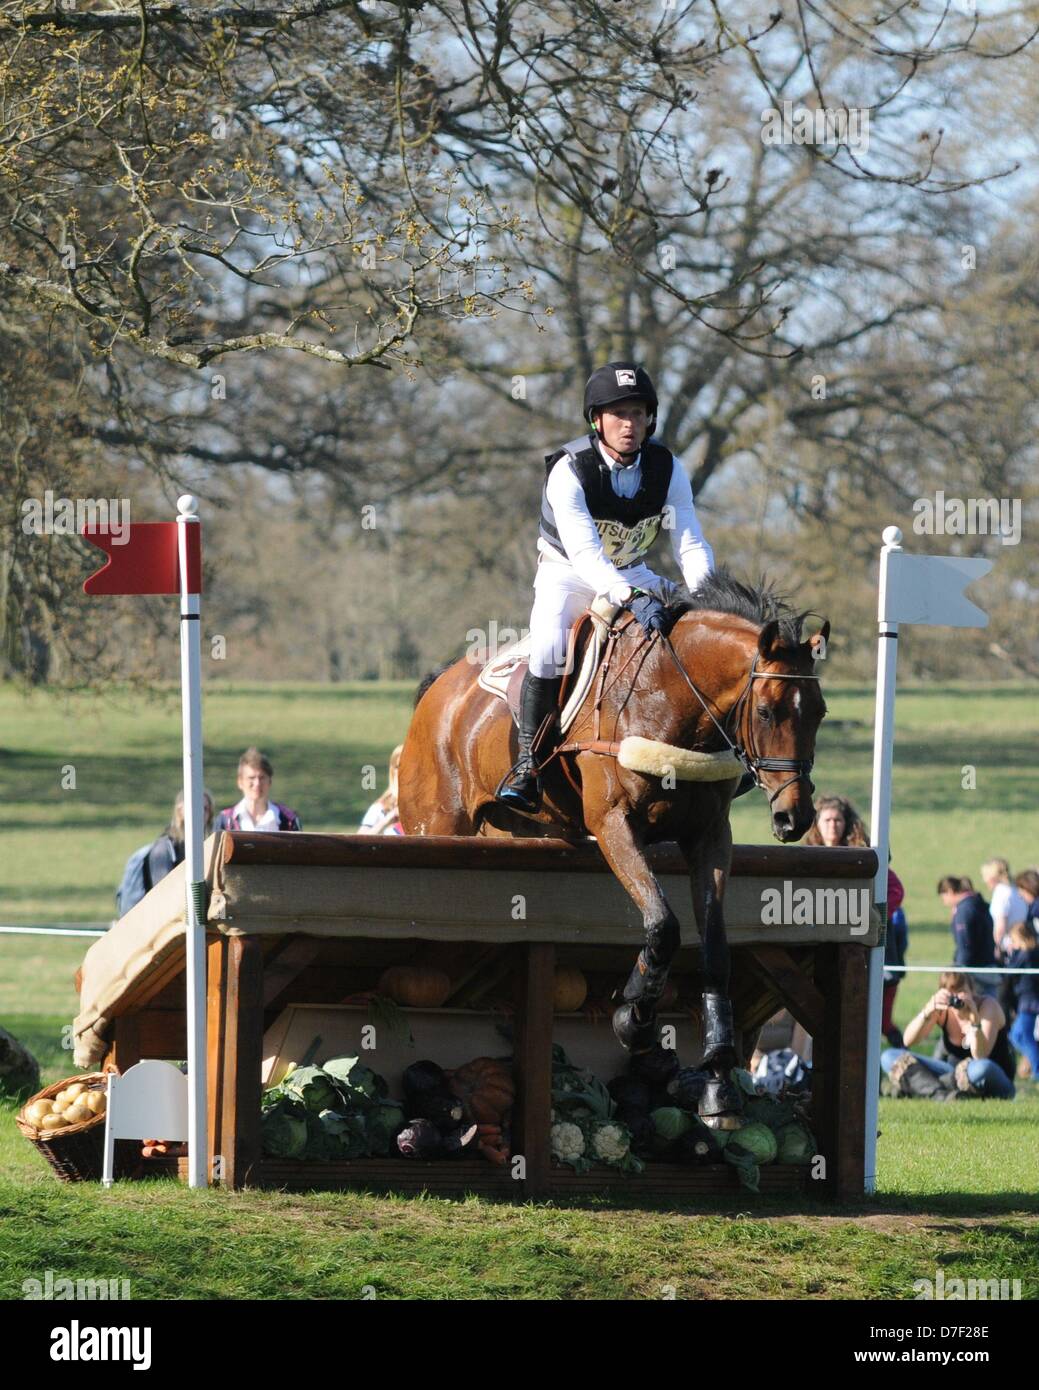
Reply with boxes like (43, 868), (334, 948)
(612, 1002), (658, 1054)
(698, 1076), (743, 1118)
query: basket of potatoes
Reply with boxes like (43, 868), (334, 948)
(16, 1072), (139, 1182)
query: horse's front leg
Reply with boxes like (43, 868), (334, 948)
(586, 804), (680, 1054)
(681, 817), (743, 1127)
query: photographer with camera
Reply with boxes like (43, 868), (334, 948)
(881, 970), (1016, 1100)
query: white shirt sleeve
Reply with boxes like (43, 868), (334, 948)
(545, 457), (630, 596)
(666, 455), (714, 592)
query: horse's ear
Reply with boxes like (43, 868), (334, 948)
(807, 619), (830, 662)
(757, 619), (784, 660)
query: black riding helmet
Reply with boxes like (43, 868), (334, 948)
(583, 361), (658, 436)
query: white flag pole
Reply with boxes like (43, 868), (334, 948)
(177, 494), (208, 1189)
(864, 525), (903, 1195)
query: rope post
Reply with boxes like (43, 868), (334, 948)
(864, 525), (903, 1195)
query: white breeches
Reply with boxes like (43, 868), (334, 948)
(527, 554), (678, 677)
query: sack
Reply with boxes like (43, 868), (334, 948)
(115, 843), (154, 916)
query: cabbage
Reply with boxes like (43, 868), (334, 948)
(281, 1065), (342, 1113)
(365, 1102), (406, 1156)
(726, 1122), (778, 1164)
(552, 1047), (615, 1120)
(261, 1100), (308, 1158)
(322, 1056), (387, 1106)
(650, 1106), (693, 1153)
(775, 1122), (815, 1166)
(307, 1109), (368, 1160)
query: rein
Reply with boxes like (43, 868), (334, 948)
(660, 635), (821, 807)
(542, 616), (821, 808)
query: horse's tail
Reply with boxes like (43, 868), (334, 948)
(413, 662), (453, 708)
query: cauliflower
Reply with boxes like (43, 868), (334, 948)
(550, 1120), (587, 1168)
(589, 1121), (631, 1164)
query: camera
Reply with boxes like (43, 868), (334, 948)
(947, 993), (966, 1009)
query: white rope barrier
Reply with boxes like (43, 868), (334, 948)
(0, 925), (108, 937)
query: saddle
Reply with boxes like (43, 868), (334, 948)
(476, 594), (621, 735)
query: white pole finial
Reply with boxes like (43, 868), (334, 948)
(881, 526), (903, 550)
(177, 494), (200, 518)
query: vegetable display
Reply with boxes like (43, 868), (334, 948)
(261, 1055), (406, 1161)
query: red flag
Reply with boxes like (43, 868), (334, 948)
(82, 522), (202, 595)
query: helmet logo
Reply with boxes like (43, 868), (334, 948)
(614, 368), (637, 387)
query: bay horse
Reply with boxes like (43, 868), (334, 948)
(397, 571), (829, 1125)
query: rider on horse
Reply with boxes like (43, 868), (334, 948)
(496, 361), (715, 814)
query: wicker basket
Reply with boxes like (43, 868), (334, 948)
(15, 1072), (141, 1183)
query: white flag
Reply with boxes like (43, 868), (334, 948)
(880, 552), (992, 628)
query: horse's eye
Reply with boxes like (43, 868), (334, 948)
(756, 705), (772, 723)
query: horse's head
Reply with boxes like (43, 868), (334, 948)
(735, 617), (830, 843)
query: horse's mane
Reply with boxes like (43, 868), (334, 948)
(670, 567), (808, 649)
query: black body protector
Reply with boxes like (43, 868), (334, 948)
(539, 433), (675, 572)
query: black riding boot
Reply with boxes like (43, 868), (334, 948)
(494, 671), (563, 814)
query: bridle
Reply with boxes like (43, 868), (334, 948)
(660, 633), (822, 808)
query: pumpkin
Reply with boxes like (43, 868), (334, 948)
(447, 1057), (515, 1124)
(378, 965), (452, 1008)
(552, 968), (588, 1012)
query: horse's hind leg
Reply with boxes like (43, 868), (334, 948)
(682, 819), (743, 1126)
(586, 805), (680, 1053)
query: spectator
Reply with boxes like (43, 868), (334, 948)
(1005, 920), (1039, 1081)
(358, 745), (404, 835)
(1015, 869), (1039, 925)
(806, 795), (907, 1045)
(982, 858), (1028, 957)
(881, 970), (1015, 1100)
(804, 794), (869, 850)
(115, 788), (215, 918)
(937, 875), (997, 997)
(214, 747), (301, 832)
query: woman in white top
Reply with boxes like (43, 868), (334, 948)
(981, 857), (1027, 957)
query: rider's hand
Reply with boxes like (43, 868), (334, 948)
(629, 590), (674, 636)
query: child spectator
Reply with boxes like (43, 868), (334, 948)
(214, 748), (301, 832)
(1005, 920), (1039, 1081)
(937, 875), (996, 997)
(358, 745), (404, 835)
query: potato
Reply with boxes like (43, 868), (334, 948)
(26, 1099), (53, 1122)
(40, 1113), (67, 1130)
(64, 1082), (87, 1100)
(51, 1096), (71, 1114)
(63, 1105), (90, 1127)
(85, 1091), (107, 1115)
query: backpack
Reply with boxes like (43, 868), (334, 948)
(115, 843), (154, 917)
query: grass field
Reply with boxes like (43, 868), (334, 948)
(1, 681), (1036, 1300)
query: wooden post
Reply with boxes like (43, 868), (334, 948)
(813, 943), (870, 1200)
(206, 935), (227, 1184)
(104, 1014), (140, 1074)
(219, 934), (265, 1189)
(512, 942), (555, 1197)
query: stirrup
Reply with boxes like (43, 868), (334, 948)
(494, 758), (542, 813)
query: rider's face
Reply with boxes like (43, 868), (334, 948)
(596, 401), (649, 455)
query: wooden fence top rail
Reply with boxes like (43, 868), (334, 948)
(222, 831), (878, 879)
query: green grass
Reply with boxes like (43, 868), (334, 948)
(1, 680), (1036, 1299)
